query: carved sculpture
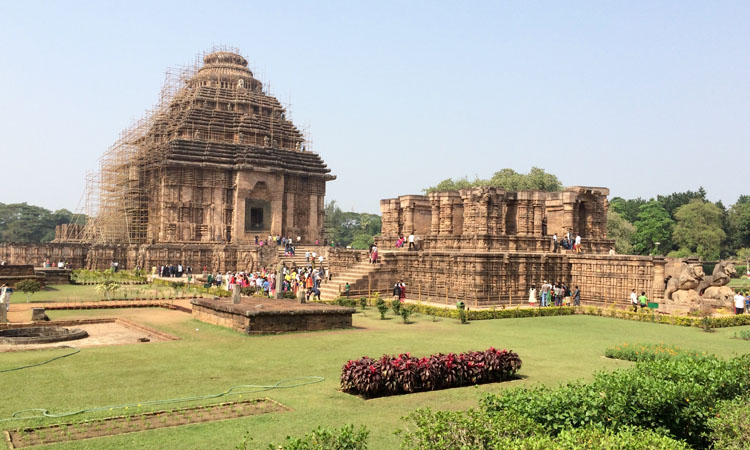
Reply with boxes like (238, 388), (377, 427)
(699, 262), (737, 303)
(665, 263), (705, 304)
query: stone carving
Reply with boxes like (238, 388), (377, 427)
(699, 262), (737, 303)
(665, 263), (705, 303)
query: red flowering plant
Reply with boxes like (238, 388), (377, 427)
(340, 348), (521, 398)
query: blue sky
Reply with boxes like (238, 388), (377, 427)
(1, 1), (747, 214)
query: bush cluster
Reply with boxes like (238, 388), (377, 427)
(481, 354), (750, 448)
(604, 343), (711, 362)
(341, 348), (521, 398)
(256, 424), (368, 450)
(71, 269), (146, 284)
(398, 408), (689, 449)
(706, 396), (750, 450)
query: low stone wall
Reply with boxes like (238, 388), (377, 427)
(191, 298), (355, 334)
(0, 265), (44, 287)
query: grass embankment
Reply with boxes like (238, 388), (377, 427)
(0, 306), (749, 449)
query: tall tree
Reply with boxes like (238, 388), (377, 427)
(425, 167), (561, 193)
(632, 201), (674, 255)
(606, 210), (635, 254)
(672, 200), (726, 260)
(609, 197), (646, 224)
(728, 195), (750, 253)
(656, 187), (707, 218)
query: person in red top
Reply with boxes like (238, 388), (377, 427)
(398, 280), (406, 303)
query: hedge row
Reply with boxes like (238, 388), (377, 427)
(341, 348), (521, 398)
(579, 306), (750, 328)
(398, 408), (689, 450)
(605, 343), (712, 362)
(481, 354), (750, 448)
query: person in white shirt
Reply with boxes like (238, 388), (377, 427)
(734, 292), (746, 315)
(575, 234), (582, 253)
(630, 289), (638, 313)
(408, 234), (415, 250)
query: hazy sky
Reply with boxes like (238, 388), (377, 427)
(1, 1), (747, 214)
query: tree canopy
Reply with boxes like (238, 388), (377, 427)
(424, 167), (562, 194)
(672, 200), (726, 261)
(606, 210), (635, 254)
(632, 201), (674, 256)
(0, 203), (86, 243)
(324, 201), (381, 250)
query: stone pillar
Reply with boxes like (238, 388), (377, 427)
(429, 196), (441, 235)
(232, 284), (241, 304)
(533, 204), (544, 236)
(308, 194), (318, 240)
(285, 192), (295, 235)
(438, 193), (459, 236)
(403, 204), (415, 236)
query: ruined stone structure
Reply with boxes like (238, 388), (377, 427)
(326, 186), (667, 308)
(16, 48), (334, 271)
(379, 186), (610, 253)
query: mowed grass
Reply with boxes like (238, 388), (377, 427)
(1, 305), (749, 449)
(10, 283), (178, 303)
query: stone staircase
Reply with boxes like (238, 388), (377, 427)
(275, 246), (328, 270)
(318, 259), (385, 300)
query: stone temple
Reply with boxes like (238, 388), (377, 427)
(2, 50), (334, 271)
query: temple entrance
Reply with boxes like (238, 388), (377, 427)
(244, 199), (271, 232)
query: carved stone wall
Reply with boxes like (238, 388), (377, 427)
(379, 186), (612, 253)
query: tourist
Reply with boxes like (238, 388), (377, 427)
(553, 283), (563, 306)
(399, 280), (407, 303)
(745, 291), (750, 313)
(734, 291), (745, 315)
(528, 285), (537, 307)
(573, 285), (580, 306)
(552, 234), (559, 253)
(630, 289), (638, 312)
(371, 244), (378, 264)
(609, 247), (616, 256)
(344, 282), (350, 298)
(408, 233), (415, 250)
(575, 234), (582, 253)
(307, 287), (321, 301)
(638, 291), (649, 311)
(540, 281), (551, 307)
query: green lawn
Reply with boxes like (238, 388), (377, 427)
(1, 306), (749, 449)
(728, 277), (750, 290)
(10, 284), (180, 303)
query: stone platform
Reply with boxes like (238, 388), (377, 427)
(191, 298), (355, 334)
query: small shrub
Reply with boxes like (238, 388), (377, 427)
(397, 407), (543, 449)
(359, 297), (367, 309)
(265, 424), (368, 450)
(391, 298), (401, 315)
(400, 305), (414, 323)
(706, 396), (750, 450)
(376, 299), (388, 319)
(341, 347), (522, 398)
(734, 330), (750, 340)
(334, 297), (357, 308)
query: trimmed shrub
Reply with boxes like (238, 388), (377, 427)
(334, 297), (358, 308)
(264, 424), (368, 450)
(481, 354), (750, 448)
(400, 305), (414, 323)
(706, 396), (750, 450)
(398, 410), (689, 450)
(397, 407), (544, 449)
(604, 343), (710, 362)
(391, 298), (401, 315)
(341, 347), (521, 398)
(376, 298), (388, 319)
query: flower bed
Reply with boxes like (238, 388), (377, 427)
(341, 348), (521, 398)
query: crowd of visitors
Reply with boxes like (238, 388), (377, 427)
(528, 281), (580, 307)
(551, 229), (583, 253)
